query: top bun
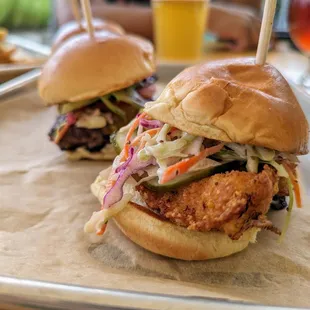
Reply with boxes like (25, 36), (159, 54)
(39, 32), (156, 105)
(145, 58), (308, 154)
(52, 18), (125, 51)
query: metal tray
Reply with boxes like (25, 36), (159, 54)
(1, 36), (310, 310)
(0, 34), (48, 83)
(0, 276), (308, 310)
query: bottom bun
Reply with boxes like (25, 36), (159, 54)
(66, 144), (116, 161)
(114, 203), (259, 260)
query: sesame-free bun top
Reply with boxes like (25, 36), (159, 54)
(145, 58), (309, 155)
(52, 18), (125, 51)
(39, 31), (156, 105)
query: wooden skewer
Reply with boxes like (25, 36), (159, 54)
(80, 0), (94, 38)
(256, 0), (277, 65)
(70, 0), (82, 27)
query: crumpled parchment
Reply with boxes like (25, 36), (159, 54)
(0, 89), (310, 308)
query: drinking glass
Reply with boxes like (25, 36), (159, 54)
(289, 0), (310, 88)
(152, 0), (209, 63)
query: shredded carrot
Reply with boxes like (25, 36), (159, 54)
(131, 128), (160, 146)
(160, 143), (224, 184)
(54, 123), (70, 144)
(283, 162), (302, 208)
(123, 112), (147, 159)
(96, 223), (107, 235)
(54, 113), (76, 144)
(120, 126), (159, 162)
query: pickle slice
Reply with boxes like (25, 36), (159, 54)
(58, 99), (95, 114)
(143, 161), (243, 192)
(110, 129), (127, 154)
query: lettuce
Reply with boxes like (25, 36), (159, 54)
(111, 88), (146, 109)
(101, 97), (126, 121)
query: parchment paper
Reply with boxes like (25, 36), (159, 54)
(1, 89), (310, 308)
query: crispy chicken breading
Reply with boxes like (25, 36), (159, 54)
(137, 165), (280, 240)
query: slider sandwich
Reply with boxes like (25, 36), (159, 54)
(39, 31), (156, 160)
(86, 58), (308, 259)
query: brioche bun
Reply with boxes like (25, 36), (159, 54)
(145, 58), (308, 154)
(39, 31), (156, 105)
(114, 203), (258, 260)
(52, 19), (125, 52)
(90, 168), (258, 260)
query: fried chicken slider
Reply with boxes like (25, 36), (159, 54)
(85, 58), (308, 259)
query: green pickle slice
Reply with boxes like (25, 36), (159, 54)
(143, 161), (242, 192)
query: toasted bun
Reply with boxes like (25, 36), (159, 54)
(90, 168), (258, 260)
(66, 144), (116, 161)
(114, 203), (258, 260)
(52, 19), (125, 52)
(145, 58), (309, 154)
(39, 32), (156, 105)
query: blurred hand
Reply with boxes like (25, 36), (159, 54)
(209, 5), (262, 52)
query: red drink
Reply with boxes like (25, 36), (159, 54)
(289, 0), (310, 56)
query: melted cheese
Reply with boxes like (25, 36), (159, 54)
(76, 114), (107, 129)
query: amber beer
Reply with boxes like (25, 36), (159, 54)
(152, 0), (209, 62)
(289, 0), (310, 55)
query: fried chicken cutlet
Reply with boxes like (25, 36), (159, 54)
(137, 165), (280, 240)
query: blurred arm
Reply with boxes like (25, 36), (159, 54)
(55, 1), (153, 39)
(55, 0), (261, 50)
(216, 0), (261, 11)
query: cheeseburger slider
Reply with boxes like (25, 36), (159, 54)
(85, 58), (308, 260)
(38, 31), (156, 160)
(52, 18), (124, 52)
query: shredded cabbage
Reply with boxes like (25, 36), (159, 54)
(246, 146), (259, 173)
(183, 137), (203, 156)
(135, 166), (158, 185)
(224, 144), (275, 172)
(156, 124), (171, 143)
(137, 124), (143, 136)
(144, 134), (195, 160)
(255, 146), (275, 161)
(84, 193), (132, 234)
(226, 143), (247, 158)
(246, 156), (259, 173)
(137, 148), (152, 161)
